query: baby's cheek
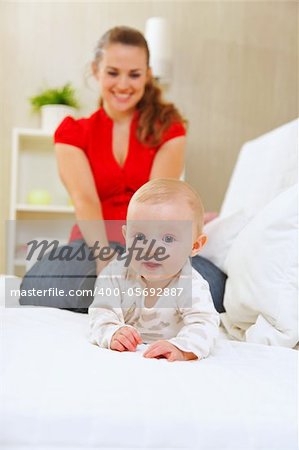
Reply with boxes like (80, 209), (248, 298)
(165, 244), (189, 267)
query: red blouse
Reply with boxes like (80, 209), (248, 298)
(54, 107), (186, 243)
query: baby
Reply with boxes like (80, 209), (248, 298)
(89, 178), (219, 361)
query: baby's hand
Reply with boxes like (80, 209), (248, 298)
(143, 340), (198, 362)
(110, 326), (142, 352)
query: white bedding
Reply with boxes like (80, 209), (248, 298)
(1, 298), (297, 450)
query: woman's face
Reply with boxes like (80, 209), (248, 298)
(94, 43), (150, 117)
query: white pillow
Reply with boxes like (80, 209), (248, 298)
(220, 119), (298, 218)
(200, 210), (249, 272)
(221, 184), (298, 348)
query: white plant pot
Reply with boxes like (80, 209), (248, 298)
(41, 105), (76, 133)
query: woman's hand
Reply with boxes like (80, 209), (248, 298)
(95, 246), (120, 275)
(95, 257), (110, 275)
(143, 340), (198, 362)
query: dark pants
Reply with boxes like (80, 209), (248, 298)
(20, 240), (226, 313)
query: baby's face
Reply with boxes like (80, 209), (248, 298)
(124, 199), (197, 282)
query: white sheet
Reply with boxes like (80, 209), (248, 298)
(0, 280), (297, 450)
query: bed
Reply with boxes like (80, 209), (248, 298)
(1, 119), (298, 449)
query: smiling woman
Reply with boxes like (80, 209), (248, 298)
(53, 26), (187, 263)
(20, 25), (225, 312)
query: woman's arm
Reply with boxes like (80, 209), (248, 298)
(55, 143), (110, 273)
(149, 136), (186, 179)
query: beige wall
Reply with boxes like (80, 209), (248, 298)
(0, 1), (297, 273)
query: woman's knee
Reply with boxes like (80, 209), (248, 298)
(191, 255), (227, 313)
(20, 240), (96, 311)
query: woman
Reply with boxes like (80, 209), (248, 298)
(21, 26), (226, 312)
(54, 26), (186, 274)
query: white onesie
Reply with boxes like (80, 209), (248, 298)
(89, 258), (219, 358)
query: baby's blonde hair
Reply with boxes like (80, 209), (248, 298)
(129, 178), (204, 233)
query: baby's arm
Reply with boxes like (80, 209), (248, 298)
(89, 298), (125, 350)
(89, 261), (141, 350)
(167, 278), (220, 359)
(144, 278), (219, 362)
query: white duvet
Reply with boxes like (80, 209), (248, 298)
(1, 301), (297, 450)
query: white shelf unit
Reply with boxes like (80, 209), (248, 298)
(7, 128), (75, 276)
(16, 204), (74, 213)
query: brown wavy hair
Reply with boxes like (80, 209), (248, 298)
(93, 26), (187, 147)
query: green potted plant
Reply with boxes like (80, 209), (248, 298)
(30, 83), (79, 132)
